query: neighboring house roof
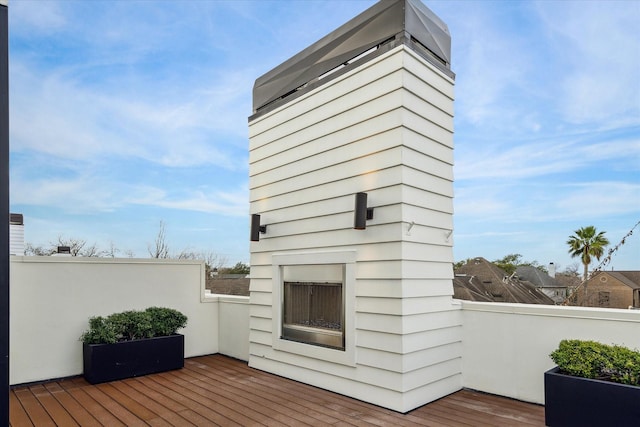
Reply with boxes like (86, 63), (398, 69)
(554, 273), (582, 289)
(590, 271), (640, 290)
(516, 266), (562, 288)
(454, 257), (555, 305)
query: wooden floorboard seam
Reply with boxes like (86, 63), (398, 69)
(10, 354), (545, 426)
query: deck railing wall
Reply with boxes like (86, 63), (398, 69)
(9, 256), (640, 407)
(459, 300), (640, 404)
(9, 257), (221, 385)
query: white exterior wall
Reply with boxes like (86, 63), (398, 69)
(9, 223), (24, 256)
(248, 45), (459, 412)
(460, 300), (640, 404)
(10, 257), (219, 385)
(215, 294), (250, 361)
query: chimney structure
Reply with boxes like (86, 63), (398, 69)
(9, 214), (24, 256)
(248, 0), (458, 412)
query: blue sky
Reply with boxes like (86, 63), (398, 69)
(8, 0), (640, 271)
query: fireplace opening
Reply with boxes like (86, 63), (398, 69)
(281, 265), (345, 350)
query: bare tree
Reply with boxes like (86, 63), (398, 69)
(148, 220), (170, 258)
(25, 235), (104, 257)
(175, 249), (228, 277)
(54, 235), (87, 256)
(105, 241), (120, 258)
(24, 242), (55, 256)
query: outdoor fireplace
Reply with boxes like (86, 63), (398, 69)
(283, 280), (344, 350)
(280, 263), (345, 351)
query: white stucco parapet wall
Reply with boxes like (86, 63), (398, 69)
(458, 299), (640, 404)
(9, 256), (220, 385)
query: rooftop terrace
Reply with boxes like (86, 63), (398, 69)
(11, 354), (544, 426)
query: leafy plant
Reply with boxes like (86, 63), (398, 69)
(145, 307), (188, 336)
(80, 307), (187, 344)
(550, 339), (640, 386)
(80, 316), (118, 344)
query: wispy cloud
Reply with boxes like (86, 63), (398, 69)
(8, 1), (640, 269)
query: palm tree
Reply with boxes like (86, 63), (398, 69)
(566, 226), (610, 282)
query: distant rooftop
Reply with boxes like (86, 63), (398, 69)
(251, 0), (453, 117)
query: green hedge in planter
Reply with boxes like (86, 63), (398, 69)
(550, 339), (640, 386)
(80, 307), (187, 344)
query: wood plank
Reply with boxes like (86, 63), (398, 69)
(96, 382), (158, 421)
(181, 360), (328, 426)
(116, 379), (196, 426)
(140, 373), (241, 426)
(43, 382), (101, 427)
(13, 388), (55, 427)
(9, 389), (34, 427)
(65, 386), (126, 427)
(204, 355), (424, 427)
(160, 369), (289, 426)
(81, 385), (148, 427)
(29, 384), (80, 427)
(10, 354), (545, 427)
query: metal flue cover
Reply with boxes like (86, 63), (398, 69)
(251, 0), (453, 117)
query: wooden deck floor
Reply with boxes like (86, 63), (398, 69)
(11, 354), (545, 426)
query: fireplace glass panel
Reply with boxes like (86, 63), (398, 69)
(281, 264), (345, 350)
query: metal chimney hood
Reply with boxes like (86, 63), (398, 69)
(251, 0), (453, 118)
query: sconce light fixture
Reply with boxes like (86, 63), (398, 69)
(250, 214), (267, 241)
(354, 192), (374, 230)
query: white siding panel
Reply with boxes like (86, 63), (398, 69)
(404, 326), (463, 353)
(403, 186), (453, 214)
(251, 147), (404, 199)
(358, 342), (461, 375)
(251, 109), (402, 170)
(358, 310), (461, 335)
(250, 167), (402, 209)
(357, 260), (452, 280)
(249, 329), (273, 347)
(355, 278), (454, 298)
(403, 342), (462, 373)
(250, 92), (404, 166)
(403, 127), (453, 162)
(403, 90), (453, 131)
(249, 316), (272, 333)
(248, 304), (272, 319)
(402, 358), (461, 392)
(403, 147), (454, 183)
(249, 68), (403, 149)
(401, 205), (453, 230)
(249, 356), (406, 411)
(249, 49), (405, 139)
(403, 167), (453, 200)
(403, 109), (454, 148)
(403, 68), (454, 114)
(246, 291), (273, 307)
(403, 48), (455, 98)
(357, 295), (454, 316)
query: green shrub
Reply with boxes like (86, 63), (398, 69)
(550, 339), (640, 386)
(80, 307), (188, 344)
(145, 307), (188, 336)
(109, 310), (154, 341)
(80, 316), (118, 345)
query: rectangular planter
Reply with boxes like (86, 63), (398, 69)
(544, 366), (640, 426)
(83, 334), (184, 384)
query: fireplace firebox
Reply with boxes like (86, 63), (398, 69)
(280, 264), (345, 350)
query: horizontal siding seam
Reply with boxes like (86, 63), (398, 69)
(248, 93), (403, 160)
(250, 147), (404, 190)
(248, 48), (406, 132)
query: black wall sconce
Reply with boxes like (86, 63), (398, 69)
(354, 192), (374, 230)
(250, 214), (267, 241)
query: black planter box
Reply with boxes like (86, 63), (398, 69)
(544, 366), (640, 427)
(83, 334), (184, 384)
